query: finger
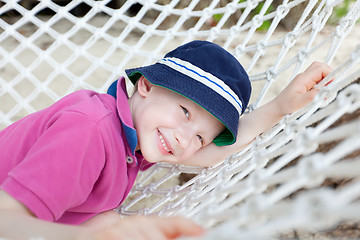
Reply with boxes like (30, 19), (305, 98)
(310, 62), (332, 79)
(153, 216), (205, 239)
(305, 62), (332, 77)
(302, 62), (333, 90)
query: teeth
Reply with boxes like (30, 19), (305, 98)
(159, 132), (171, 153)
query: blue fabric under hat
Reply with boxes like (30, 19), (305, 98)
(125, 40), (251, 146)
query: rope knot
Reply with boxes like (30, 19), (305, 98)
(298, 49), (310, 62)
(276, 4), (290, 19)
(266, 67), (276, 81)
(284, 32), (296, 48)
(252, 15), (264, 29)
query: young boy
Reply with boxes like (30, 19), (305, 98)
(0, 40), (332, 240)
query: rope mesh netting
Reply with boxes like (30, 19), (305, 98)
(0, 0), (360, 239)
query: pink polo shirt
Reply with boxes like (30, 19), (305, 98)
(0, 77), (153, 224)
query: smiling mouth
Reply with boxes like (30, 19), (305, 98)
(158, 130), (173, 154)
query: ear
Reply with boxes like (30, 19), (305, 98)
(137, 76), (153, 97)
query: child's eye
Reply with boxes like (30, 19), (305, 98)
(197, 135), (204, 145)
(181, 106), (189, 119)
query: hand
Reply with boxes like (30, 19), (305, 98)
(0, 190), (203, 240)
(275, 62), (333, 115)
(81, 212), (204, 240)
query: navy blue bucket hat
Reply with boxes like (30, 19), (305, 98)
(125, 40), (251, 146)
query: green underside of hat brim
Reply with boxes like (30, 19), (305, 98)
(127, 71), (236, 147)
(127, 71), (142, 85)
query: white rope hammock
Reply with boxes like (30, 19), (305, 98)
(0, 0), (359, 239)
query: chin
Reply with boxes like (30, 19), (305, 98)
(143, 153), (175, 164)
(144, 157), (159, 164)
(139, 149), (160, 164)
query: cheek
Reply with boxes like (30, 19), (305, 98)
(209, 120), (226, 139)
(134, 105), (180, 141)
(179, 141), (202, 161)
(157, 107), (183, 127)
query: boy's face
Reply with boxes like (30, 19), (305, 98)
(131, 77), (225, 166)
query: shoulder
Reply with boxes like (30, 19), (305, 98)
(58, 90), (115, 124)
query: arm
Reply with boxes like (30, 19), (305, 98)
(183, 62), (332, 167)
(0, 190), (203, 240)
(233, 62), (332, 148)
(0, 190), (84, 240)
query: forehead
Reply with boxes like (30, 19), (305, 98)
(154, 84), (205, 111)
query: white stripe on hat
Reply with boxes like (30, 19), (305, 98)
(158, 57), (243, 115)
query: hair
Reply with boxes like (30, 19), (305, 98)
(130, 76), (141, 95)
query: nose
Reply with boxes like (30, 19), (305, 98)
(175, 123), (196, 150)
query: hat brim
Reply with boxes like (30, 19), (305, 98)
(125, 63), (239, 146)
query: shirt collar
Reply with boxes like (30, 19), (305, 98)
(108, 77), (155, 170)
(109, 77), (138, 156)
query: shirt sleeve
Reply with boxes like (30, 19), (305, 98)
(1, 110), (106, 222)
